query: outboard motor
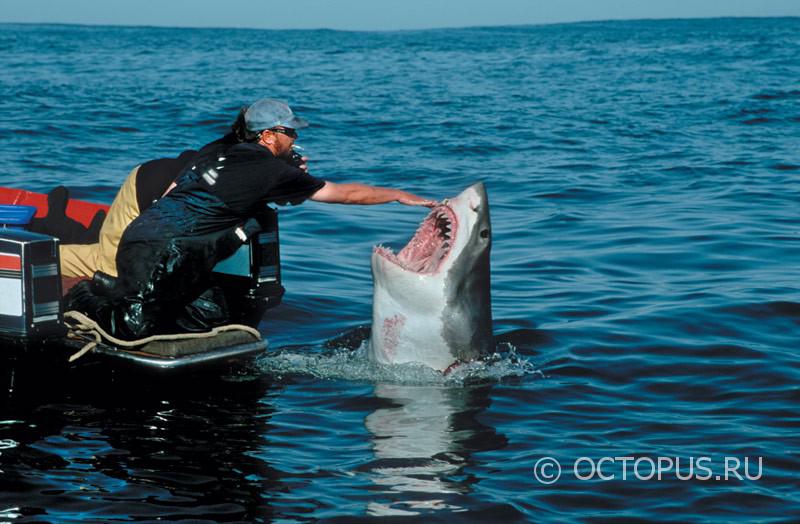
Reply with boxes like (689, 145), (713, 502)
(0, 205), (65, 344)
(211, 206), (285, 327)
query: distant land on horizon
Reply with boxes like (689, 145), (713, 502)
(1, 15), (797, 33)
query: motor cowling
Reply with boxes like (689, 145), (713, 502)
(0, 225), (65, 344)
(211, 206), (285, 327)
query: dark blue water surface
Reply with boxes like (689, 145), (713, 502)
(1, 18), (800, 522)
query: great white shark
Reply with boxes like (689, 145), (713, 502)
(369, 182), (493, 371)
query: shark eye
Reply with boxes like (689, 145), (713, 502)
(480, 229), (489, 239)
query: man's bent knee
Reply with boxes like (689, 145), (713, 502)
(60, 243), (99, 279)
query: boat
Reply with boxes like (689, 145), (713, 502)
(0, 186), (284, 373)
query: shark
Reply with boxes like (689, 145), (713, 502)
(369, 182), (493, 372)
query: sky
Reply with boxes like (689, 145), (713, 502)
(0, 0), (798, 31)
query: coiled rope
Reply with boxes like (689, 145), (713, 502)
(63, 310), (262, 362)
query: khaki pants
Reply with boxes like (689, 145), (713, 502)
(60, 166), (141, 278)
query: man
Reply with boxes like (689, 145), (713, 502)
(67, 98), (434, 339)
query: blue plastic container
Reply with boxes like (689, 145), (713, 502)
(0, 205), (37, 228)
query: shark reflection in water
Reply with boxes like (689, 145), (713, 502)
(361, 383), (505, 517)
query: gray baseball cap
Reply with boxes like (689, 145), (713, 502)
(244, 98), (309, 132)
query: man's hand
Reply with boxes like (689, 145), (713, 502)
(398, 195), (438, 207)
(287, 148), (309, 173)
(298, 156), (310, 173)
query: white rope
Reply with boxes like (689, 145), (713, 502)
(64, 310), (262, 362)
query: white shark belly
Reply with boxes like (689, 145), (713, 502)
(369, 278), (456, 371)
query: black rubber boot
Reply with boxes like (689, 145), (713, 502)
(90, 271), (120, 298)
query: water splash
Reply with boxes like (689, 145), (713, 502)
(255, 341), (540, 385)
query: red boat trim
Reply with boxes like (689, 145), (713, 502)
(0, 186), (110, 228)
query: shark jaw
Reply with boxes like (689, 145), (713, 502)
(373, 203), (458, 275)
(369, 182), (492, 372)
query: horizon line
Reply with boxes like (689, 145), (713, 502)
(0, 15), (796, 34)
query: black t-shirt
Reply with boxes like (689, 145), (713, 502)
(181, 139), (325, 215)
(122, 136), (325, 241)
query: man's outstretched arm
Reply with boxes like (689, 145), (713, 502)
(310, 181), (436, 207)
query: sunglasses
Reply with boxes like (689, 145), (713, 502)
(269, 127), (298, 139)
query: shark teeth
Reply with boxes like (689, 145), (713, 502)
(376, 205), (456, 274)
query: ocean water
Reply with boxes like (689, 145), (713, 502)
(1, 17), (799, 522)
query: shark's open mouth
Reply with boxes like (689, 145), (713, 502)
(375, 204), (457, 274)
